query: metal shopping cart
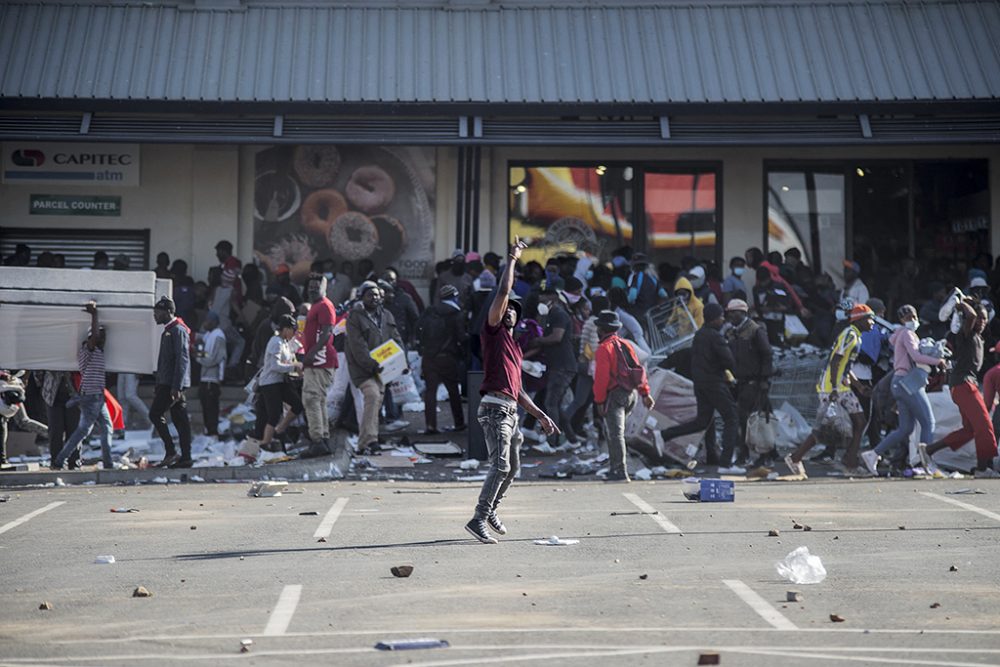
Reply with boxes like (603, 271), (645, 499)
(769, 347), (829, 425)
(645, 299), (697, 365)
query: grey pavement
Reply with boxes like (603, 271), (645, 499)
(1, 478), (999, 666)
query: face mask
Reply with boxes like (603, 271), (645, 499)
(564, 292), (581, 305)
(536, 303), (550, 317)
(835, 308), (846, 321)
(585, 270), (594, 281)
(905, 319), (918, 331)
(689, 276), (705, 289)
(324, 272), (334, 281)
(733, 267), (746, 277)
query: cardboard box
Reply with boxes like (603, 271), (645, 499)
(370, 339), (407, 384)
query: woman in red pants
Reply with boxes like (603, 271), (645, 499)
(922, 300), (999, 476)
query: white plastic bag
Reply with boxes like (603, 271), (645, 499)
(388, 373), (420, 404)
(775, 546), (827, 584)
(746, 411), (776, 454)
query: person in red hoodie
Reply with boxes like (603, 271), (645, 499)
(593, 310), (655, 482)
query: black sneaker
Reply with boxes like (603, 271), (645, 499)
(464, 518), (498, 544)
(486, 512), (507, 535)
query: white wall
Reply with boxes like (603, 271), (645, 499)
(0, 143), (240, 280)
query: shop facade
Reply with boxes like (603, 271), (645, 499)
(1, 1), (999, 296)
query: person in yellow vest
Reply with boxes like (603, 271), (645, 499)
(784, 304), (875, 478)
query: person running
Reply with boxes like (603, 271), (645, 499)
(660, 303), (740, 471)
(465, 238), (558, 545)
(785, 304), (875, 477)
(592, 310), (654, 482)
(257, 314), (305, 452)
(860, 305), (946, 475)
(53, 302), (114, 470)
(151, 296), (194, 468)
(921, 300), (1000, 476)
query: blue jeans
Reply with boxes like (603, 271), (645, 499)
(474, 401), (524, 519)
(55, 393), (112, 469)
(875, 374), (935, 463)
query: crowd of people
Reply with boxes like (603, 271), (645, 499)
(2, 238), (1000, 485)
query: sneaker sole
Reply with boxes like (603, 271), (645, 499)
(465, 525), (498, 544)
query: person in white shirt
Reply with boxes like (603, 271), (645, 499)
(197, 311), (228, 437)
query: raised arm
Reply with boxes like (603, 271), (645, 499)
(487, 237), (526, 328)
(83, 301), (100, 350)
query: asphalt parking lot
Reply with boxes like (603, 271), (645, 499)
(1, 478), (999, 666)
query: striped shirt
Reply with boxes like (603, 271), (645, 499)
(817, 325), (861, 394)
(78, 344), (106, 395)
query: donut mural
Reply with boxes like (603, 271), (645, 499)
(253, 145), (435, 284)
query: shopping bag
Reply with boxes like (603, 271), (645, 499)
(746, 410), (776, 455)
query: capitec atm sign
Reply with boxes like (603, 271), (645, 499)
(2, 143), (139, 186)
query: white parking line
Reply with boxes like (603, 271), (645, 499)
(920, 492), (1000, 523)
(622, 493), (681, 533)
(262, 584), (302, 636)
(0, 501), (65, 537)
(313, 497), (349, 538)
(722, 579), (798, 630)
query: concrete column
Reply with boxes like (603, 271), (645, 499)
(190, 145), (239, 280)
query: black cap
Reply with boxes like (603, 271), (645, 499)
(507, 295), (523, 318)
(596, 309), (622, 330)
(154, 296), (175, 314)
(704, 302), (725, 323)
(215, 240), (233, 252)
(275, 313), (297, 330)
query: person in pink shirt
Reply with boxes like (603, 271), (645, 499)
(860, 305), (946, 475)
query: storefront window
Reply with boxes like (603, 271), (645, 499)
(767, 159), (989, 291)
(509, 163), (719, 269)
(767, 169), (846, 282)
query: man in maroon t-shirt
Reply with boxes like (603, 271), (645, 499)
(466, 237), (558, 545)
(300, 273), (338, 457)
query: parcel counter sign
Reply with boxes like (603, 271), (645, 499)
(30, 194), (121, 216)
(3, 142), (140, 186)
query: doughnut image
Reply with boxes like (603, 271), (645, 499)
(370, 215), (406, 269)
(300, 189), (348, 238)
(293, 145), (341, 188)
(328, 211), (379, 261)
(253, 170), (301, 222)
(345, 165), (396, 214)
(255, 233), (317, 284)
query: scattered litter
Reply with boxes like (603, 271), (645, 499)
(375, 638), (450, 651)
(768, 530), (781, 537)
(786, 591), (803, 602)
(793, 523), (803, 530)
(393, 490), (442, 494)
(898, 526), (906, 531)
(946, 488), (986, 495)
(150, 477), (168, 485)
(110, 508), (139, 513)
(458, 459), (480, 471)
(638, 574), (648, 580)
(776, 546), (827, 584)
(633, 468), (652, 481)
(317, 537), (327, 543)
(829, 614), (846, 623)
(803, 525), (813, 532)
(455, 474), (487, 482)
(298, 511), (319, 516)
(132, 586), (152, 598)
(94, 555), (116, 564)
(697, 653), (720, 666)
(610, 511), (659, 516)
(248, 481), (287, 498)
(533, 535), (579, 546)
(949, 565), (958, 572)
(240, 639), (253, 653)
(949, 471), (966, 479)
(55, 477), (66, 487)
(413, 442), (463, 456)
(390, 565), (414, 578)
(930, 602), (941, 609)
(0, 495), (11, 503)
(38, 601), (52, 610)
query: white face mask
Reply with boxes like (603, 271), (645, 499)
(536, 302), (550, 317)
(323, 272), (334, 281)
(905, 319), (918, 331)
(733, 267), (746, 277)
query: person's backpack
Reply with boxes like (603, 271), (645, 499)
(416, 308), (451, 357)
(613, 339), (646, 392)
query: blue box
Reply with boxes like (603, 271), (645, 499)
(699, 478), (735, 502)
